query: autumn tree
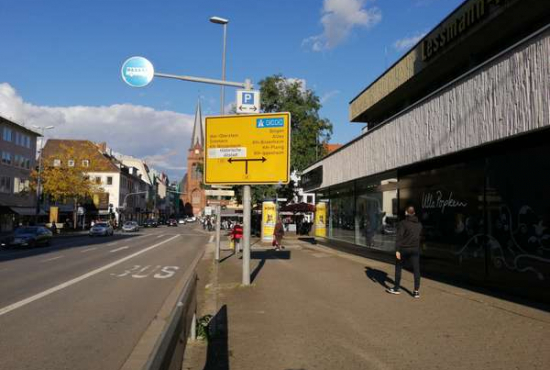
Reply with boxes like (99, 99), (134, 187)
(31, 144), (106, 229)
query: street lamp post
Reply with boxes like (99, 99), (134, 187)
(210, 15), (229, 262)
(210, 16), (228, 115)
(32, 125), (54, 223)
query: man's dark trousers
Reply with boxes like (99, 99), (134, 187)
(395, 247), (420, 291)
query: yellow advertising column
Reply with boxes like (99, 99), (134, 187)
(49, 206), (59, 225)
(261, 201), (277, 243)
(315, 202), (327, 238)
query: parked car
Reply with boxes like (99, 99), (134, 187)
(89, 222), (114, 237)
(187, 216), (197, 223)
(167, 219), (178, 227)
(122, 221), (140, 232)
(143, 219), (158, 228)
(7, 226), (52, 248)
(177, 218), (186, 225)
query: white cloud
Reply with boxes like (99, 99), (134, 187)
(303, 0), (382, 52)
(393, 32), (427, 51)
(0, 83), (194, 181)
(320, 90), (341, 104)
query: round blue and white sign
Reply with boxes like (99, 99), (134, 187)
(121, 56), (155, 87)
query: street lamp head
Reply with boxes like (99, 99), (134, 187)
(45, 125), (55, 130)
(210, 16), (228, 25)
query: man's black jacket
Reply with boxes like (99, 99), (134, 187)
(396, 215), (422, 251)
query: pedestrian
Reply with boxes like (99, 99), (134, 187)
(231, 223), (243, 252)
(386, 205), (423, 298)
(50, 222), (57, 234)
(273, 217), (285, 250)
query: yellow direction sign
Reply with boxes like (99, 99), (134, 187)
(205, 112), (291, 185)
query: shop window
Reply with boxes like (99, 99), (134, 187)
(355, 174), (398, 251)
(399, 161), (485, 279)
(328, 184), (355, 244)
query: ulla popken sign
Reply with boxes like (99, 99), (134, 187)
(422, 191), (468, 213)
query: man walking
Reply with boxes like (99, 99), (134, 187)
(386, 206), (422, 298)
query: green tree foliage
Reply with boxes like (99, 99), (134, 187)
(259, 74), (332, 172)
(247, 75), (333, 204)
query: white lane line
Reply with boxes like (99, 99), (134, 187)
(0, 235), (180, 317)
(41, 256), (64, 263)
(110, 246), (129, 253)
(156, 234), (165, 238)
(208, 235), (214, 243)
(81, 247), (98, 253)
(107, 242), (118, 246)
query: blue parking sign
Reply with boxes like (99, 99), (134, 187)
(242, 92), (255, 105)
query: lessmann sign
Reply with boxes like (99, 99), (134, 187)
(422, 0), (507, 61)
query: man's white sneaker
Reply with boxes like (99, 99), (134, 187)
(386, 288), (401, 295)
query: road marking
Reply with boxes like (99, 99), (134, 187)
(81, 247), (98, 253)
(107, 242), (118, 246)
(209, 235), (214, 243)
(156, 234), (165, 238)
(41, 256), (64, 262)
(110, 246), (129, 253)
(0, 235), (180, 317)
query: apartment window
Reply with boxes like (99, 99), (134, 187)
(68, 159), (75, 167)
(25, 136), (31, 148)
(1, 152), (11, 165)
(25, 158), (31, 169)
(0, 176), (11, 193)
(95, 176), (102, 185)
(82, 159), (90, 167)
(107, 176), (113, 185)
(15, 132), (20, 145)
(13, 178), (29, 193)
(14, 154), (20, 167)
(53, 159), (61, 167)
(3, 127), (12, 142)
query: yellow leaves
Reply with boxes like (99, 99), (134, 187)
(40, 143), (107, 203)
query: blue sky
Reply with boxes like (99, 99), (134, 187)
(0, 0), (463, 180)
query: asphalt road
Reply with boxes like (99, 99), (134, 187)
(0, 224), (210, 370)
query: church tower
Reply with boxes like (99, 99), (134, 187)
(181, 100), (206, 215)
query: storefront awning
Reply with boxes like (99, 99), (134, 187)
(10, 207), (46, 216)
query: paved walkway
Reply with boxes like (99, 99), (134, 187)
(185, 238), (550, 370)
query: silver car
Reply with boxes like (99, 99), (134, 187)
(89, 222), (114, 237)
(122, 221), (140, 232)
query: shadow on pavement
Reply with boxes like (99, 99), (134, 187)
(0, 233), (147, 263)
(204, 305), (230, 370)
(365, 266), (413, 296)
(298, 237), (317, 244)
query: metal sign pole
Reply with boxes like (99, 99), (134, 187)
(215, 202), (221, 261)
(242, 185), (251, 285)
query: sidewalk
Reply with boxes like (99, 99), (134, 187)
(185, 238), (550, 370)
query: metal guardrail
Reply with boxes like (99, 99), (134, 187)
(143, 271), (198, 370)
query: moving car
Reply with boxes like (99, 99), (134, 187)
(177, 218), (186, 225)
(7, 226), (52, 248)
(167, 219), (178, 227)
(89, 222), (114, 237)
(122, 221), (140, 232)
(143, 219), (158, 228)
(187, 216), (197, 223)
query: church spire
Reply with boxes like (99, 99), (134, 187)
(190, 99), (204, 149)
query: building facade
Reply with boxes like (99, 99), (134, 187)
(0, 116), (40, 232)
(301, 0), (550, 304)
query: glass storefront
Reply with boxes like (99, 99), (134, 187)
(314, 132), (550, 303)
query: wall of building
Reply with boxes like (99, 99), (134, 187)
(307, 28), (550, 190)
